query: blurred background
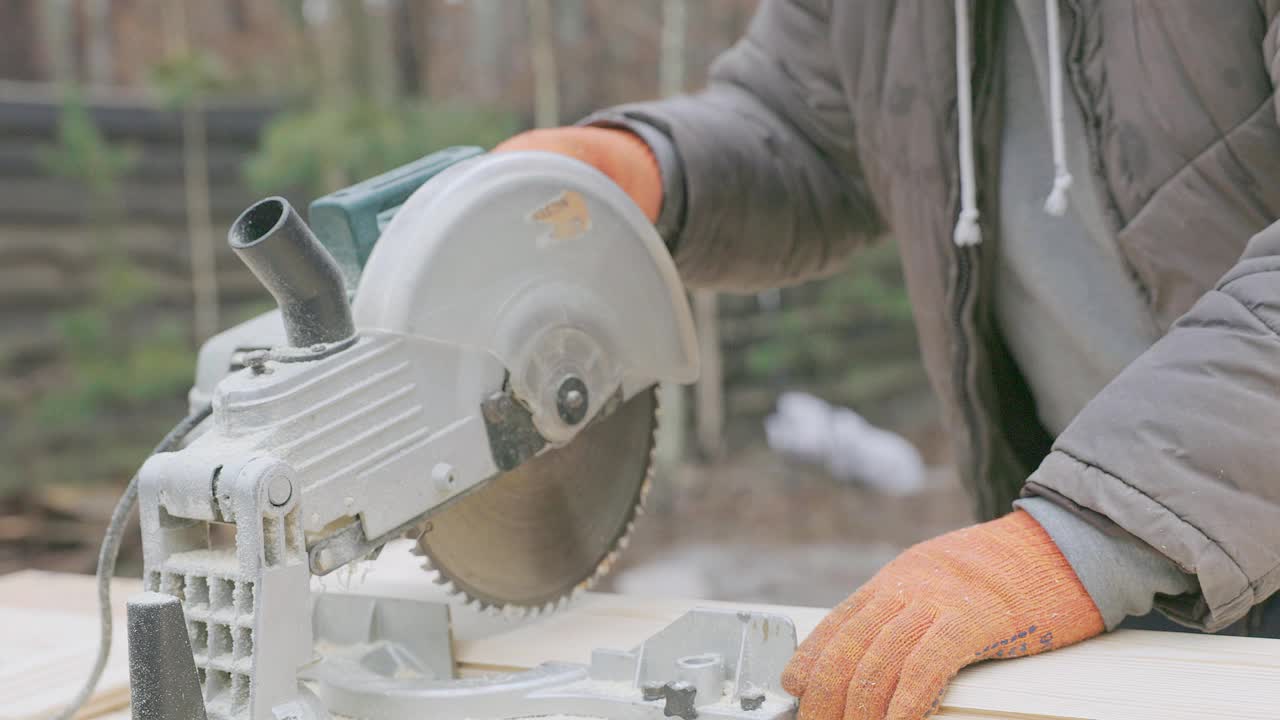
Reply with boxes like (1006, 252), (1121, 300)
(0, 0), (971, 608)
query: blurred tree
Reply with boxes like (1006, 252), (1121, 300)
(655, 0), (690, 476)
(528, 0), (559, 127)
(246, 0), (517, 198)
(246, 103), (517, 198)
(152, 1), (229, 343)
(36, 0), (76, 86)
(741, 242), (915, 384)
(35, 91), (134, 218)
(86, 0), (114, 86)
(3, 88), (196, 496)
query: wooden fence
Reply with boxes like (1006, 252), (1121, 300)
(0, 91), (275, 494)
(0, 91), (940, 497)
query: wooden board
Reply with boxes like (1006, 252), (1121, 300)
(447, 594), (1280, 720)
(0, 572), (141, 720)
(5, 551), (1280, 720)
(354, 541), (1280, 720)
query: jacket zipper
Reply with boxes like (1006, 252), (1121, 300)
(951, 246), (984, 508)
(951, 0), (997, 515)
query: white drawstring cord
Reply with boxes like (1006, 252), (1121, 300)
(952, 0), (981, 246)
(1043, 0), (1072, 216)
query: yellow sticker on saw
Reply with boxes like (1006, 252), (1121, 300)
(530, 190), (591, 247)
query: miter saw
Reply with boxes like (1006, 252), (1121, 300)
(110, 148), (801, 720)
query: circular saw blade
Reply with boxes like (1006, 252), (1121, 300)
(415, 387), (657, 612)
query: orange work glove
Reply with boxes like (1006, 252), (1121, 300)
(782, 509), (1104, 720)
(493, 127), (663, 222)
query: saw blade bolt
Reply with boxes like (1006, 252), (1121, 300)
(267, 474), (293, 507)
(556, 376), (590, 425)
(432, 463), (457, 493)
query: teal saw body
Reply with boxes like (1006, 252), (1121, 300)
(307, 145), (484, 290)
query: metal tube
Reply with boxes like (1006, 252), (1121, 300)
(229, 197), (355, 348)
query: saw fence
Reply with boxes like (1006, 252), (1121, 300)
(2, 566), (1277, 720)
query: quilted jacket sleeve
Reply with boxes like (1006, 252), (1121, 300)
(1024, 219), (1280, 632)
(585, 0), (883, 290)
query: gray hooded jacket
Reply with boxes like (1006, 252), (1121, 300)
(588, 0), (1280, 632)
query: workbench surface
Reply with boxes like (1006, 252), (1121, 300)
(4, 543), (1278, 720)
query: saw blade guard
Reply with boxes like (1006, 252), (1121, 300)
(352, 151), (698, 444)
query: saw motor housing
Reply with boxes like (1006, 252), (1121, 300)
(134, 148), (699, 719)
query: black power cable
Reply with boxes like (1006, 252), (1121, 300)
(53, 403), (213, 720)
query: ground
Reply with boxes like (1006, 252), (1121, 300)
(598, 446), (973, 607)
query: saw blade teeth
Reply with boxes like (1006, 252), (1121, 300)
(429, 573), (457, 596)
(501, 604), (528, 622)
(420, 386), (661, 616)
(423, 562), (450, 585)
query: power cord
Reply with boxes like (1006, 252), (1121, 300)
(52, 403), (213, 720)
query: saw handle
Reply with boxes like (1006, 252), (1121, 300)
(308, 145), (485, 287)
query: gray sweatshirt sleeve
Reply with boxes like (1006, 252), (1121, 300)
(1016, 496), (1198, 630)
(580, 0), (884, 292)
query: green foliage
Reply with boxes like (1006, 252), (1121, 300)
(32, 248), (196, 435)
(4, 88), (196, 496)
(36, 88), (136, 209)
(744, 241), (915, 379)
(149, 50), (227, 109)
(36, 300), (194, 432)
(245, 102), (518, 197)
(815, 242), (914, 323)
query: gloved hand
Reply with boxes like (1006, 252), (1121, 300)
(493, 127), (663, 222)
(782, 509), (1104, 720)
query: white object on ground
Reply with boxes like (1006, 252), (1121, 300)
(612, 542), (902, 608)
(764, 391), (926, 496)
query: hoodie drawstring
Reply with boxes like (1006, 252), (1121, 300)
(1043, 0), (1072, 215)
(952, 0), (981, 246)
(952, 0), (1072, 245)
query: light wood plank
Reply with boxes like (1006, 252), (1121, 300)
(349, 544), (1280, 720)
(5, 553), (1280, 720)
(446, 593), (1280, 720)
(0, 572), (140, 720)
(0, 570), (142, 616)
